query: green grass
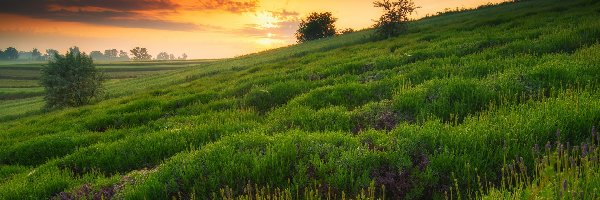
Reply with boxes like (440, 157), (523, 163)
(0, 0), (599, 199)
(0, 59), (215, 105)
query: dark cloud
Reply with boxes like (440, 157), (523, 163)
(0, 0), (258, 31)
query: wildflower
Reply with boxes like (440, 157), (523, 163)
(545, 141), (552, 152)
(533, 143), (540, 154)
(582, 143), (588, 157)
(562, 179), (568, 191)
(556, 129), (561, 141)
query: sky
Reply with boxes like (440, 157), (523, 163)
(0, 0), (507, 59)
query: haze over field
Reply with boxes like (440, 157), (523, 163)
(0, 0), (506, 59)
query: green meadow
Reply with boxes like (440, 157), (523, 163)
(1, 0), (600, 199)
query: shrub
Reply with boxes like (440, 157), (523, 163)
(40, 51), (104, 109)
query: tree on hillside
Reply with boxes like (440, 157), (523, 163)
(130, 47), (152, 61)
(3, 47), (19, 60)
(295, 12), (337, 43)
(40, 51), (104, 109)
(156, 52), (170, 60)
(373, 0), (418, 38)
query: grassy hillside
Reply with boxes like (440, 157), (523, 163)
(1, 0), (599, 199)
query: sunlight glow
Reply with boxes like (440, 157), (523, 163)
(256, 11), (279, 29)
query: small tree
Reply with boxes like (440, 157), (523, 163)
(295, 12), (337, 43)
(40, 51), (104, 108)
(373, 0), (418, 38)
(4, 47), (19, 60)
(156, 52), (170, 60)
(130, 47), (152, 61)
(32, 48), (42, 61)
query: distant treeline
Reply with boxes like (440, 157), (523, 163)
(0, 46), (188, 62)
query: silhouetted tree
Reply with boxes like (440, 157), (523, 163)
(90, 51), (104, 60)
(3, 47), (19, 60)
(45, 49), (59, 61)
(32, 48), (42, 60)
(373, 0), (418, 38)
(181, 53), (188, 60)
(156, 52), (170, 60)
(0, 50), (4, 60)
(295, 12), (337, 43)
(69, 46), (81, 55)
(40, 51), (104, 108)
(130, 47), (152, 61)
(119, 50), (129, 60)
(169, 54), (175, 60)
(104, 49), (118, 59)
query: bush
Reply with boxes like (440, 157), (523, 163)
(40, 51), (104, 109)
(295, 12), (338, 43)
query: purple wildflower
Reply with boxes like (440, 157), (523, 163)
(562, 179), (568, 191)
(582, 143), (588, 157)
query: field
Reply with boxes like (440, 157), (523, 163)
(0, 60), (216, 119)
(1, 0), (600, 199)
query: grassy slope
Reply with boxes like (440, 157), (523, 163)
(1, 0), (600, 199)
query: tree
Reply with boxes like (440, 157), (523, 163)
(104, 49), (118, 59)
(69, 46), (81, 55)
(295, 12), (337, 43)
(4, 47), (19, 60)
(373, 0), (418, 38)
(0, 50), (4, 60)
(130, 47), (152, 61)
(90, 51), (105, 60)
(169, 54), (175, 60)
(181, 53), (188, 60)
(32, 48), (42, 60)
(45, 49), (59, 61)
(156, 52), (170, 60)
(40, 51), (104, 108)
(119, 50), (129, 60)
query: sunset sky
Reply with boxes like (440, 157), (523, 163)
(0, 0), (507, 59)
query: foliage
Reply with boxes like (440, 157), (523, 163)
(296, 12), (338, 43)
(373, 0), (418, 38)
(130, 47), (152, 61)
(0, 47), (19, 60)
(39, 51), (104, 109)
